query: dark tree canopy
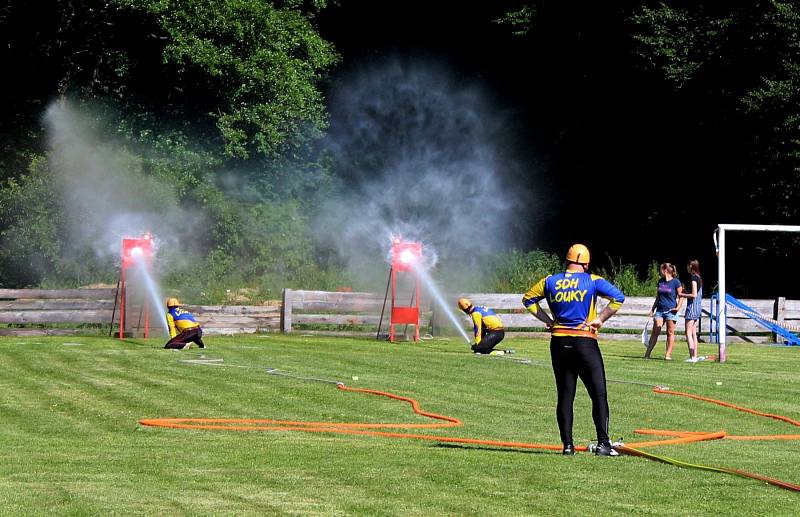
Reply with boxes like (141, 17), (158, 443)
(0, 0), (339, 171)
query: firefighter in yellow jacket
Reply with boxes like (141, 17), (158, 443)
(164, 297), (206, 350)
(457, 297), (510, 354)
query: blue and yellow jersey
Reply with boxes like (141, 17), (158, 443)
(522, 271), (624, 339)
(469, 305), (504, 344)
(166, 307), (201, 338)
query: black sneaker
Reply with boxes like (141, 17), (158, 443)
(595, 442), (619, 457)
(562, 444), (575, 456)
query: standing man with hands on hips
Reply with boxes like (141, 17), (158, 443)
(522, 244), (625, 456)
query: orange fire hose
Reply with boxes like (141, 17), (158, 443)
(140, 383), (800, 491)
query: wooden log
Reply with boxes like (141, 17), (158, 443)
(0, 288), (116, 300)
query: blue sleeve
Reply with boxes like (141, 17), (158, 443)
(592, 275), (625, 309)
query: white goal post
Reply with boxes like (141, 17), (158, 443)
(714, 223), (800, 362)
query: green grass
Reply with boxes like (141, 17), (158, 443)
(0, 334), (798, 516)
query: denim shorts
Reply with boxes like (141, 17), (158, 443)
(654, 309), (679, 322)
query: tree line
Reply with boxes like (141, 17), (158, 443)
(1, 1), (798, 301)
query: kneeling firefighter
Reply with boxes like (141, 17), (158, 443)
(164, 298), (206, 350)
(457, 297), (508, 354)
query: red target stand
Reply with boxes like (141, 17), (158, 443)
(111, 233), (153, 339)
(377, 238), (423, 342)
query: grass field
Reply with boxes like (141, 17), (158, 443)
(0, 334), (798, 516)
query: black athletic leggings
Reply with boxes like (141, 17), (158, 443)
(471, 329), (505, 354)
(164, 327), (205, 349)
(549, 336), (610, 446)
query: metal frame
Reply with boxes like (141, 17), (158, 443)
(713, 224), (800, 361)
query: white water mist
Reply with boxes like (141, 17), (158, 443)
(43, 101), (203, 286)
(317, 59), (533, 291)
(412, 263), (472, 344)
(131, 257), (170, 335)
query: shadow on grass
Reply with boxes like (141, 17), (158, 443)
(431, 443), (552, 456)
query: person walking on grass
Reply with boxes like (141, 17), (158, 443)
(521, 243), (625, 457)
(679, 259), (703, 362)
(164, 297), (206, 350)
(644, 263), (684, 360)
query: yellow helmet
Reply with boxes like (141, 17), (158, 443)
(457, 297), (473, 313)
(566, 244), (590, 264)
(166, 297), (180, 308)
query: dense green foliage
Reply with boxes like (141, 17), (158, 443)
(629, 1), (800, 220)
(0, 0), (344, 298)
(488, 249), (660, 296)
(1, 1), (798, 300)
(1, 335), (799, 514)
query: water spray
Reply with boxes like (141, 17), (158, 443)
(412, 265), (471, 344)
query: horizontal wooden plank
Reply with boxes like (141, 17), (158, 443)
(288, 291), (432, 312)
(294, 313), (432, 326)
(460, 295), (692, 314)
(189, 305), (280, 315)
(0, 288), (116, 300)
(457, 293), (528, 307)
(289, 290), (380, 302)
(502, 331), (778, 344)
(286, 330), (379, 338)
(0, 300), (116, 310)
(197, 313), (280, 322)
(0, 310), (112, 324)
(0, 328), (88, 337)
(446, 311), (773, 336)
(203, 327), (260, 335)
(784, 300), (800, 312)
(291, 300), (389, 312)
(294, 313), (378, 325)
(199, 316), (280, 327)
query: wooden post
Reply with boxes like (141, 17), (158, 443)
(774, 296), (786, 344)
(281, 288), (293, 333)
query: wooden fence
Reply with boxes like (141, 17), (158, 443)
(282, 289), (800, 343)
(2, 288), (798, 342)
(281, 288), (432, 338)
(457, 293), (800, 343)
(0, 289), (280, 337)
